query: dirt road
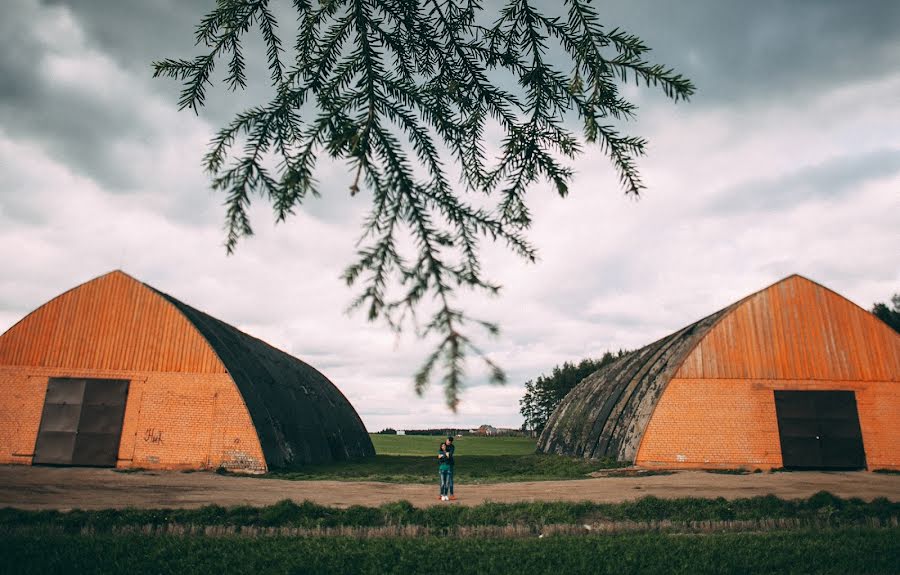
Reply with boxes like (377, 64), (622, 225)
(1, 466), (897, 510)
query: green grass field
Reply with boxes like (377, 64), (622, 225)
(369, 434), (536, 456)
(266, 434), (623, 483)
(3, 494), (897, 574)
(2, 529), (897, 575)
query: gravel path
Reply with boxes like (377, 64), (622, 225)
(1, 466), (898, 510)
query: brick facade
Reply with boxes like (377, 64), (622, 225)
(0, 271), (268, 472)
(0, 365), (266, 472)
(636, 379), (899, 470)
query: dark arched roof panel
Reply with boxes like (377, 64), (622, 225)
(155, 290), (375, 467)
(538, 303), (735, 462)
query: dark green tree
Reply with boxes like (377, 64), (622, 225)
(872, 294), (900, 334)
(519, 350), (627, 434)
(153, 0), (694, 410)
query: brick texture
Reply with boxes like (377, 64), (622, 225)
(634, 277), (899, 471)
(0, 271), (268, 472)
(636, 379), (899, 470)
(0, 366), (266, 472)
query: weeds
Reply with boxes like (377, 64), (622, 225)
(2, 529), (898, 574)
(1, 492), (896, 534)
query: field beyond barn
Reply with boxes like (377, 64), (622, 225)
(267, 434), (623, 483)
(369, 434), (537, 456)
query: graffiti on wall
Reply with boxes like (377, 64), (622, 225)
(143, 428), (164, 444)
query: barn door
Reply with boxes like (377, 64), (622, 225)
(33, 378), (130, 467)
(774, 390), (866, 470)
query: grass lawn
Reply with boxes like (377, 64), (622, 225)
(265, 434), (623, 483)
(2, 530), (897, 575)
(369, 434), (536, 456)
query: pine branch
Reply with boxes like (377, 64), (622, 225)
(154, 0), (695, 410)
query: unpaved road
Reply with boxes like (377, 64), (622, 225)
(2, 466), (898, 510)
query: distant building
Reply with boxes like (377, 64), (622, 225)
(475, 425), (498, 436)
(539, 275), (900, 471)
(396, 430), (405, 435)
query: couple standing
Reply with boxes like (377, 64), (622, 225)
(438, 436), (456, 501)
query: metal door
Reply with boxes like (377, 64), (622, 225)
(33, 378), (130, 467)
(774, 390), (866, 470)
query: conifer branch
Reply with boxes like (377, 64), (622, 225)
(154, 0), (694, 410)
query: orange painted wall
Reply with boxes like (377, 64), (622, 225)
(0, 366), (266, 471)
(636, 276), (900, 470)
(0, 271), (266, 472)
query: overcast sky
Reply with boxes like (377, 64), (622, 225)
(1, 1), (898, 431)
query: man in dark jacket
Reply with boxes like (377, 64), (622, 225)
(445, 436), (456, 500)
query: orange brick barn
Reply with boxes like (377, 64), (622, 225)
(538, 275), (900, 471)
(0, 271), (374, 472)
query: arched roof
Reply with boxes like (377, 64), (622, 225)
(0, 270), (374, 467)
(155, 289), (374, 466)
(0, 270), (223, 372)
(538, 275), (900, 462)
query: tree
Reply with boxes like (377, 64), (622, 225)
(153, 0), (694, 410)
(872, 294), (900, 334)
(519, 350), (627, 434)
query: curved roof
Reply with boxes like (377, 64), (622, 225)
(0, 270), (223, 372)
(0, 270), (374, 467)
(538, 275), (900, 462)
(155, 289), (375, 467)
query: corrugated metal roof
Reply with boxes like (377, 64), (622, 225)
(152, 287), (375, 468)
(538, 303), (734, 462)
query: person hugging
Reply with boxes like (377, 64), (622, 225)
(437, 442), (451, 501)
(445, 436), (455, 500)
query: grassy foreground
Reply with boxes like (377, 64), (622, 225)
(267, 434), (623, 483)
(2, 492), (896, 531)
(2, 529), (898, 575)
(3, 494), (897, 574)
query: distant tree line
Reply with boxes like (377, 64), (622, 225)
(872, 294), (900, 334)
(386, 429), (467, 436)
(519, 351), (629, 435)
(374, 427), (529, 437)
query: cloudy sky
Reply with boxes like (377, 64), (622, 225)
(1, 0), (898, 431)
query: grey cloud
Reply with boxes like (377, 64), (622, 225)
(46, 0), (288, 124)
(710, 148), (900, 214)
(597, 0), (900, 105)
(36, 0), (371, 229)
(0, 0), (268, 194)
(43, 0), (204, 73)
(0, 1), (141, 189)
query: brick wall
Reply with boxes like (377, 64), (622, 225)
(635, 378), (899, 470)
(0, 366), (266, 472)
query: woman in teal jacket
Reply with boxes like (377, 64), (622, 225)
(438, 442), (452, 501)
